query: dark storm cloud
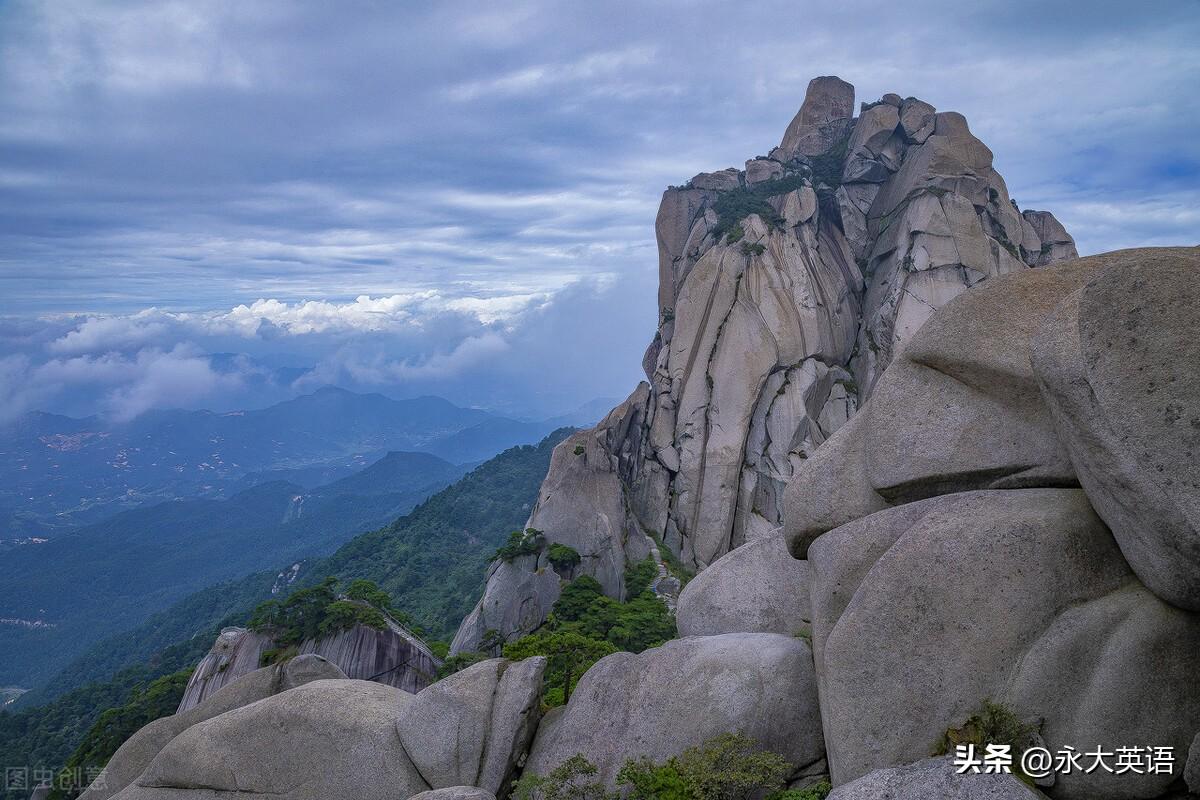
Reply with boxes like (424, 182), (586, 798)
(0, 0), (1196, 419)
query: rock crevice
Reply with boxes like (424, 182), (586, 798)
(452, 75), (1077, 652)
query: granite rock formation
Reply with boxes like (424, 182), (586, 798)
(83, 655), (346, 800)
(787, 247), (1200, 799)
(179, 610), (439, 712)
(452, 74), (1077, 652)
(525, 633), (824, 785)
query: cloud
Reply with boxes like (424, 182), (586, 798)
(0, 344), (238, 424)
(302, 332), (511, 387)
(0, 0), (1195, 420)
(0, 275), (655, 421)
(47, 313), (171, 354)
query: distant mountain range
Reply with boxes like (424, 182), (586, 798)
(0, 447), (471, 687)
(0, 429), (572, 783)
(0, 386), (607, 533)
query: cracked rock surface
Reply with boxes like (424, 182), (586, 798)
(453, 75), (1077, 651)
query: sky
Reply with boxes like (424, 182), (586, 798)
(0, 0), (1197, 422)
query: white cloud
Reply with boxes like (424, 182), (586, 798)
(48, 312), (170, 354)
(0, 344), (237, 423)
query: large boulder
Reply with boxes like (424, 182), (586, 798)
(1031, 248), (1200, 609)
(1022, 209), (1078, 265)
(778, 76), (856, 159)
(525, 633), (823, 785)
(82, 655), (345, 800)
(807, 489), (1200, 799)
(676, 533), (810, 637)
(827, 757), (1043, 800)
(451, 554), (562, 654)
(784, 256), (1111, 554)
(113, 679), (427, 800)
(397, 657), (546, 796)
(175, 626), (275, 712)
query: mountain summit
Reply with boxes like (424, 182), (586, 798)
(452, 76), (1077, 650)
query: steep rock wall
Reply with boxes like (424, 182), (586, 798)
(452, 75), (1077, 653)
(179, 611), (439, 712)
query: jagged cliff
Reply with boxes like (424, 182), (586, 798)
(177, 610), (438, 713)
(452, 75), (1077, 652)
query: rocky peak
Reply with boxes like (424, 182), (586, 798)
(776, 75), (856, 160)
(451, 76), (1079, 653)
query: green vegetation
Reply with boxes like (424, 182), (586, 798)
(935, 700), (1037, 765)
(621, 734), (792, 800)
(574, 444), (587, 455)
(43, 670), (193, 800)
(712, 194), (782, 243)
(496, 569), (677, 707)
(436, 651), (490, 680)
(492, 528), (547, 563)
(807, 136), (849, 189)
(248, 577), (397, 666)
(513, 753), (610, 800)
(623, 556), (660, 598)
(0, 430), (574, 800)
(504, 631), (618, 706)
(740, 242), (765, 256)
(708, 172), (820, 244)
(769, 784), (831, 800)
(0, 637), (209, 800)
(650, 536), (695, 588)
(548, 543), (582, 572)
(516, 734), (814, 800)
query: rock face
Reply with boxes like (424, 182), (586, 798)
(778, 76), (855, 159)
(808, 488), (1200, 798)
(114, 680), (427, 800)
(97, 658), (541, 800)
(175, 626), (275, 712)
(300, 615), (440, 693)
(397, 657), (546, 796)
(81, 656), (345, 800)
(1032, 255), (1200, 610)
(787, 248), (1200, 799)
(782, 257), (1100, 552)
(525, 633), (824, 785)
(676, 533), (810, 637)
(454, 75), (1077, 649)
(180, 613), (439, 711)
(826, 757), (1043, 800)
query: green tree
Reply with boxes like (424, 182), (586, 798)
(491, 528), (545, 562)
(503, 630), (617, 705)
(623, 557), (660, 599)
(548, 543), (582, 573)
(550, 575), (605, 623)
(616, 734), (792, 800)
(767, 784), (831, 800)
(512, 754), (612, 800)
(603, 594), (677, 653)
(436, 651), (488, 680)
(45, 669), (193, 800)
(248, 576), (339, 646)
(672, 733), (791, 800)
(618, 757), (691, 800)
